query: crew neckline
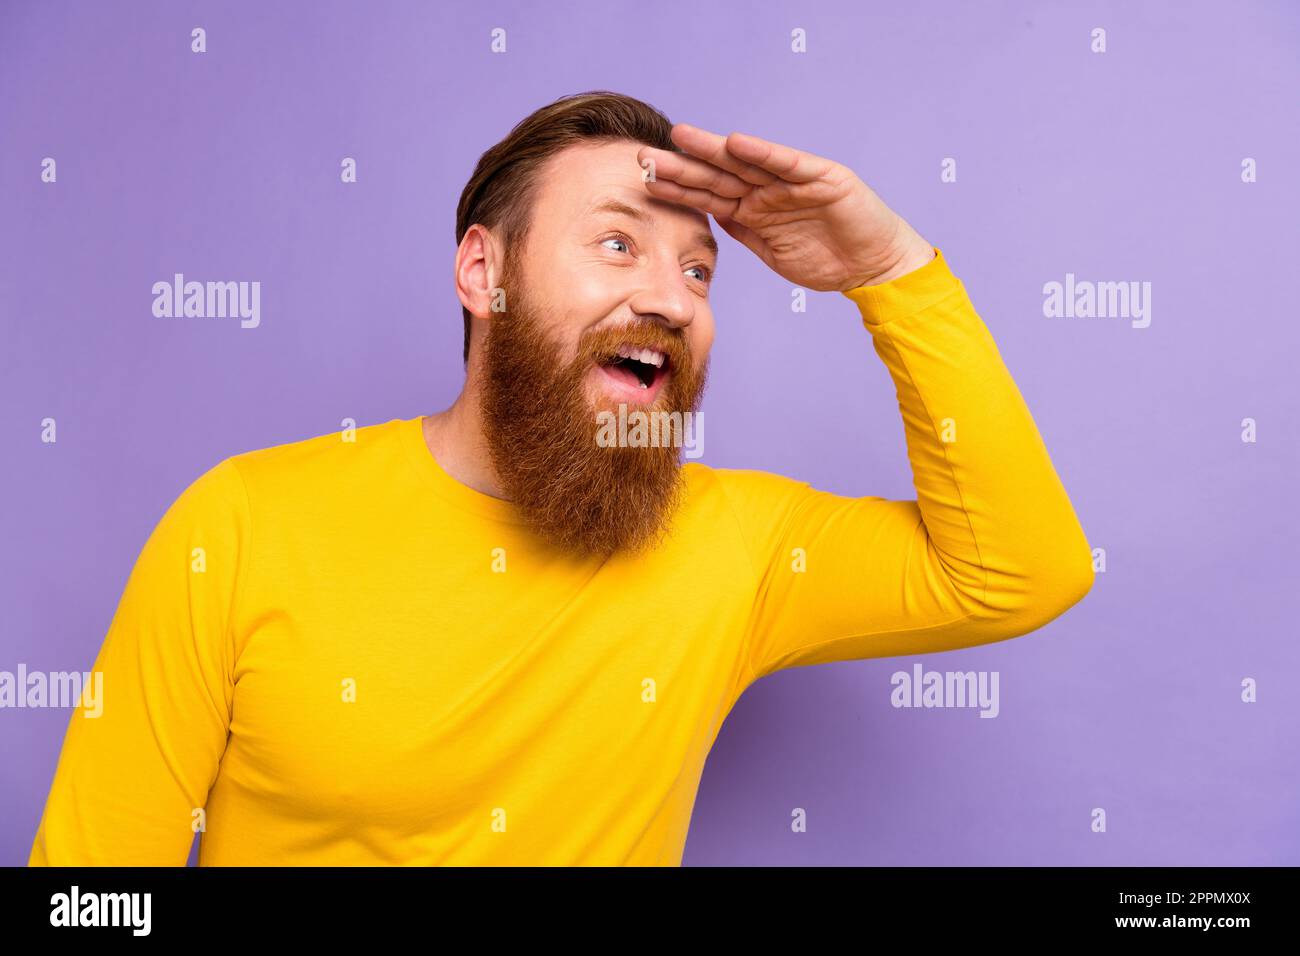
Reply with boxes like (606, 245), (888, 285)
(399, 415), (529, 525)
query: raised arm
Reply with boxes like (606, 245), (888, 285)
(715, 248), (1093, 680)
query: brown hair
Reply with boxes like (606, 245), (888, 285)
(454, 91), (680, 364)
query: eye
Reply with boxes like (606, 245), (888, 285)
(685, 264), (712, 284)
(601, 233), (632, 254)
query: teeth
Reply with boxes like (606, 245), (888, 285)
(614, 344), (666, 368)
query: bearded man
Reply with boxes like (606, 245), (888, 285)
(30, 91), (1094, 867)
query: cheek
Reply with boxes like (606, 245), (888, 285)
(691, 321), (715, 359)
(527, 259), (606, 312)
(558, 277), (633, 360)
(559, 278), (619, 330)
(567, 270), (623, 313)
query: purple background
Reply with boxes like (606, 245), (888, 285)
(2, 0), (1297, 866)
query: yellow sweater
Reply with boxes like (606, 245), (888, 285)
(29, 248), (1093, 866)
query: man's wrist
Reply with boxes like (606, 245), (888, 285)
(855, 231), (936, 289)
(842, 223), (935, 291)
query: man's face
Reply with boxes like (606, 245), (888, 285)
(476, 138), (717, 558)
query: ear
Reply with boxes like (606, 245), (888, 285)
(455, 224), (505, 321)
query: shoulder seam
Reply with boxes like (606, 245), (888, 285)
(710, 469), (762, 584)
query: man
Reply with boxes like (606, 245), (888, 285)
(30, 91), (1093, 866)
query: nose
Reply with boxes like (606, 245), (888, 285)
(626, 257), (697, 331)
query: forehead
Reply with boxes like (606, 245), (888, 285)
(531, 139), (714, 243)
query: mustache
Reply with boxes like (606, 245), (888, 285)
(574, 322), (690, 370)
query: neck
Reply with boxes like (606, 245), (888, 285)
(420, 379), (509, 501)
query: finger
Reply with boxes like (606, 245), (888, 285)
(722, 130), (833, 184)
(637, 145), (753, 199)
(641, 174), (741, 219)
(669, 123), (782, 187)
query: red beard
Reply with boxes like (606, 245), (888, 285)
(478, 264), (709, 558)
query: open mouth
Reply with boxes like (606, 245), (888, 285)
(596, 344), (671, 393)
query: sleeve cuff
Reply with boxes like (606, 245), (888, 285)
(840, 247), (963, 327)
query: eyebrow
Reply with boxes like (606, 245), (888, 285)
(589, 198), (719, 259)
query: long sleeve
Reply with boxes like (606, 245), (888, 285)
(718, 247), (1094, 682)
(28, 457), (250, 865)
